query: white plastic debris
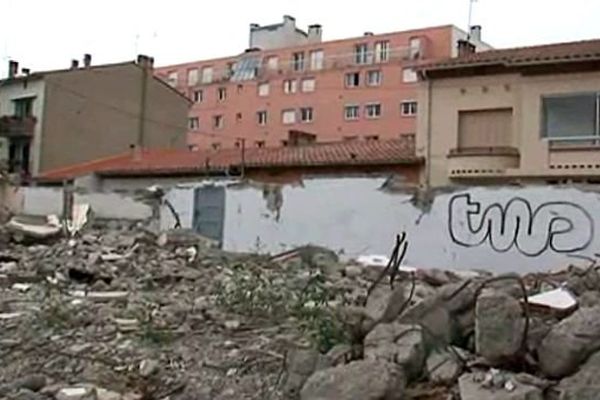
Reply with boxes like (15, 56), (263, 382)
(527, 287), (578, 312)
(356, 254), (417, 273)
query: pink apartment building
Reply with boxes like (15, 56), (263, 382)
(155, 16), (491, 150)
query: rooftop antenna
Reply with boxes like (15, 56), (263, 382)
(467, 0), (478, 39)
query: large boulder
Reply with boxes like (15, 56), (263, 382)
(364, 323), (425, 380)
(475, 289), (525, 364)
(555, 350), (600, 399)
(539, 306), (600, 378)
(300, 360), (405, 400)
(283, 348), (326, 399)
(426, 349), (463, 384)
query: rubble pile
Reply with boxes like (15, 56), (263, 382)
(2, 225), (600, 399)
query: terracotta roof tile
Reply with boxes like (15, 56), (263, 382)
(38, 137), (420, 181)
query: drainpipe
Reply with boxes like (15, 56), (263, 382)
(424, 72), (433, 190)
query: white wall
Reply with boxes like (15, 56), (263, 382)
(216, 178), (600, 273)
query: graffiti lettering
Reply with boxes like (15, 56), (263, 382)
(448, 194), (594, 257)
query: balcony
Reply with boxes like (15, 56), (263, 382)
(0, 116), (36, 138)
(546, 136), (600, 174)
(447, 146), (520, 178)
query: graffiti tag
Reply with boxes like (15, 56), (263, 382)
(448, 193), (594, 257)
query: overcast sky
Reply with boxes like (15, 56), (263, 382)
(1, 0), (599, 77)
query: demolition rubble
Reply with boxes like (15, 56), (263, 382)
(1, 223), (600, 400)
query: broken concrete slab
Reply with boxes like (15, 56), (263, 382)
(526, 287), (578, 316)
(300, 360), (405, 400)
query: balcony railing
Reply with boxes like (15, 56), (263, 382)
(0, 116), (37, 138)
(546, 135), (600, 147)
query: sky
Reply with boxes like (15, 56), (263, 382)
(1, 0), (600, 77)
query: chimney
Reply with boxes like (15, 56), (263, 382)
(21, 68), (30, 76)
(136, 54), (154, 70)
(457, 39), (476, 57)
(469, 25), (482, 42)
(364, 32), (374, 36)
(308, 24), (322, 43)
(83, 53), (92, 68)
(71, 59), (79, 70)
(250, 23), (260, 31)
(283, 15), (296, 27)
(8, 60), (18, 78)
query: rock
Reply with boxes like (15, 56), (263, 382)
(539, 306), (600, 378)
(555, 350), (600, 399)
(12, 374), (47, 392)
(96, 388), (122, 400)
(580, 291), (600, 308)
(324, 344), (354, 367)
(426, 349), (462, 384)
(458, 372), (543, 400)
(475, 289), (525, 364)
(223, 320), (241, 330)
(300, 360), (405, 400)
(399, 298), (455, 345)
(364, 323), (425, 380)
(344, 265), (363, 279)
(283, 348), (325, 398)
(416, 268), (454, 287)
(56, 387), (97, 400)
(139, 359), (160, 377)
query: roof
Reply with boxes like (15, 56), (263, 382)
(37, 137), (420, 181)
(419, 38), (600, 74)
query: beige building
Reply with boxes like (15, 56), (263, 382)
(417, 39), (600, 188)
(0, 56), (190, 178)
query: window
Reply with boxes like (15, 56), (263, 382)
(409, 37), (422, 59)
(213, 115), (224, 129)
(283, 79), (297, 94)
(201, 67), (213, 84)
(13, 97), (35, 118)
(375, 41), (390, 63)
(193, 90), (203, 103)
(300, 107), (314, 123)
(366, 70), (382, 86)
(542, 94), (599, 144)
(257, 111), (268, 126)
(365, 135), (379, 141)
(301, 78), (316, 93)
(187, 68), (198, 86)
(344, 105), (360, 120)
(266, 56), (279, 70)
(282, 109), (296, 124)
(258, 82), (270, 97)
(401, 101), (418, 116)
(345, 72), (360, 88)
(293, 52), (305, 71)
(237, 84), (243, 94)
(355, 43), (370, 64)
(255, 140), (266, 148)
(227, 62), (237, 78)
(365, 103), (382, 119)
(167, 71), (178, 87)
(458, 109), (513, 149)
(212, 143), (221, 150)
(402, 68), (418, 83)
(8, 138), (30, 175)
(188, 117), (199, 130)
(343, 136), (358, 141)
(236, 112), (242, 123)
(310, 50), (324, 70)
(217, 87), (227, 101)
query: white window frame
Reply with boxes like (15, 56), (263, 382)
(365, 103), (382, 119)
(402, 68), (418, 83)
(366, 70), (382, 86)
(375, 41), (390, 63)
(300, 107), (314, 123)
(266, 56), (279, 70)
(310, 50), (324, 70)
(401, 100), (418, 116)
(282, 109), (296, 124)
(345, 72), (360, 88)
(217, 87), (227, 101)
(283, 79), (298, 94)
(301, 78), (316, 93)
(187, 69), (199, 86)
(293, 52), (305, 71)
(188, 117), (199, 130)
(258, 82), (270, 97)
(344, 104), (360, 120)
(257, 110), (268, 126)
(409, 37), (422, 59)
(193, 90), (203, 103)
(201, 67), (213, 84)
(167, 71), (178, 87)
(355, 43), (370, 65)
(213, 115), (224, 129)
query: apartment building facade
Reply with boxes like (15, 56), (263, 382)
(417, 39), (600, 187)
(155, 17), (491, 150)
(0, 56), (190, 178)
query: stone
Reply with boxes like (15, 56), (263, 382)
(539, 306), (600, 378)
(324, 344), (354, 367)
(139, 359), (160, 378)
(96, 388), (122, 400)
(458, 373), (543, 400)
(12, 374), (47, 392)
(223, 320), (241, 330)
(364, 322), (425, 380)
(579, 291), (600, 308)
(283, 348), (324, 398)
(475, 289), (525, 364)
(300, 360), (405, 400)
(344, 265), (363, 279)
(555, 350), (600, 399)
(399, 298), (455, 345)
(56, 387), (97, 400)
(426, 349), (462, 384)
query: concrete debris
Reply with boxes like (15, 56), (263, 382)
(3, 223), (600, 399)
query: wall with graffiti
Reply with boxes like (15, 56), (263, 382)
(221, 178), (600, 273)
